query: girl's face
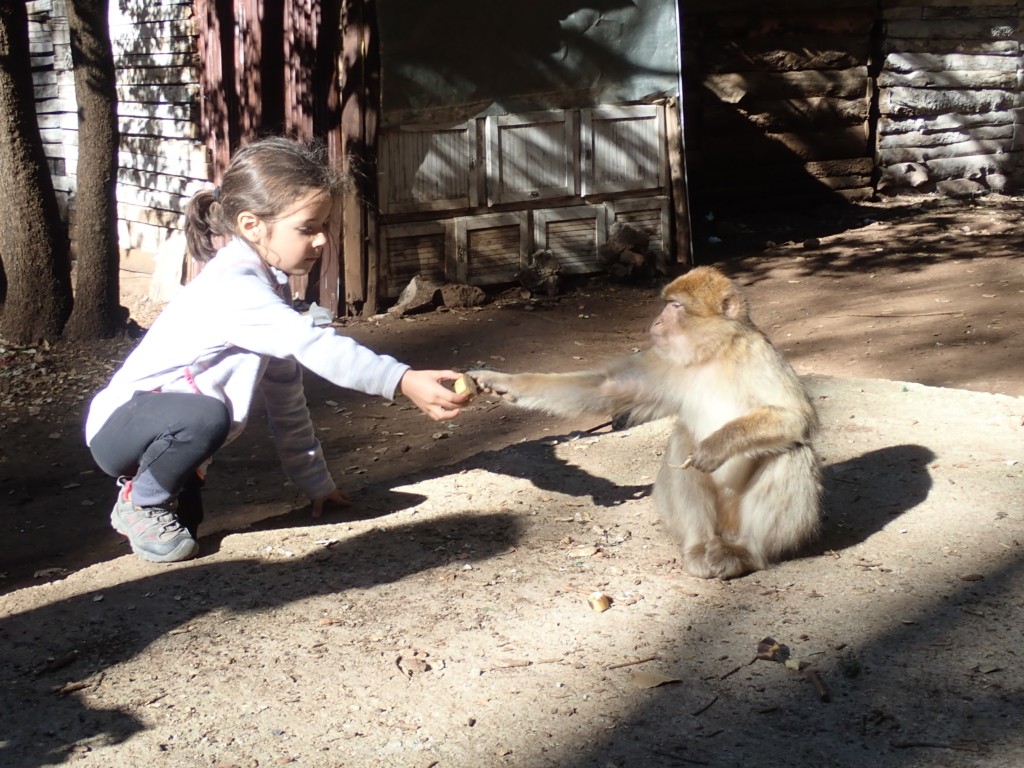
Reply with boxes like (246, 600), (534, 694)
(240, 191), (334, 276)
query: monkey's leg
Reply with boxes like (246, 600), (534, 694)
(701, 489), (760, 579)
(716, 447), (821, 576)
(704, 534), (759, 580)
(655, 430), (719, 578)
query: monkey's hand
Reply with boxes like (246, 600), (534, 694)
(466, 370), (519, 403)
(688, 440), (729, 474)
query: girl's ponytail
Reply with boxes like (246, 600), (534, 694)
(184, 188), (224, 263)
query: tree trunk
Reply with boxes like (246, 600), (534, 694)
(0, 0), (73, 344)
(62, 0), (122, 340)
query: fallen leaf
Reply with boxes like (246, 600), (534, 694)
(630, 670), (681, 689)
(755, 637), (790, 663)
(34, 568), (72, 579)
(396, 652), (433, 677)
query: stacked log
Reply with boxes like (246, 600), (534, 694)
(681, 0), (877, 212)
(877, 1), (1024, 195)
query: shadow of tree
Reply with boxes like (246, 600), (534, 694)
(556, 552), (1024, 768)
(697, 197), (1024, 274)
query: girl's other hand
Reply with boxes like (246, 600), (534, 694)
(312, 488), (352, 517)
(400, 369), (471, 421)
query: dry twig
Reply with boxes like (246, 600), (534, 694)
(890, 740), (986, 753)
(690, 695), (718, 717)
(606, 655), (661, 670)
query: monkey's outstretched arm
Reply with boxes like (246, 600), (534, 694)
(469, 364), (651, 420)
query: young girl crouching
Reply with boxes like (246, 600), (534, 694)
(85, 137), (470, 563)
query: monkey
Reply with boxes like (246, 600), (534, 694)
(469, 266), (821, 579)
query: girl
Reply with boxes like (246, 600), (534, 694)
(85, 137), (469, 563)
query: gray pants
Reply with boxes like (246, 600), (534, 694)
(89, 391), (231, 530)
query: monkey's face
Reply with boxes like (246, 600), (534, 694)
(650, 300), (698, 362)
(650, 300), (683, 338)
(650, 292), (745, 366)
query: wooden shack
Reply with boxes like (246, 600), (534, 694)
(26, 0), (1024, 316)
(372, 0), (685, 304)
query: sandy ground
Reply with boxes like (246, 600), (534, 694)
(0, 194), (1022, 767)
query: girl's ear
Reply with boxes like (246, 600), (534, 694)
(236, 210), (265, 246)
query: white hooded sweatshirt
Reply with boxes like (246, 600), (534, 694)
(85, 237), (409, 500)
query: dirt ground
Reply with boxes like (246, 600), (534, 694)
(0, 194), (1022, 767)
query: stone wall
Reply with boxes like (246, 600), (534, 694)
(877, 0), (1024, 196)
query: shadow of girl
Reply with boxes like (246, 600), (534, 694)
(0, 510), (520, 768)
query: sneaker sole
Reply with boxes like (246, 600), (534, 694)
(111, 511), (200, 563)
(129, 538), (199, 563)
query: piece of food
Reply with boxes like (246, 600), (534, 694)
(454, 373), (479, 399)
(587, 591), (613, 612)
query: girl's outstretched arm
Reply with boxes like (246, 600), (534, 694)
(400, 370), (470, 420)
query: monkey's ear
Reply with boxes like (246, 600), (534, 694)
(721, 290), (749, 321)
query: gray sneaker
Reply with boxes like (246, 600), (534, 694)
(110, 478), (199, 563)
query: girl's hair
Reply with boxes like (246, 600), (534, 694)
(185, 136), (350, 263)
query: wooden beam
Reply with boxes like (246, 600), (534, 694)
(319, 0), (344, 316)
(362, 0), (380, 315)
(237, 0), (261, 141)
(195, 0), (232, 179)
(339, 1), (363, 313)
(664, 97), (691, 266)
(338, 0), (382, 315)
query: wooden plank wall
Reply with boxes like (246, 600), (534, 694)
(109, 0), (208, 254)
(28, 0), (208, 257)
(679, 0), (1024, 212)
(877, 0), (1024, 195)
(27, 0), (74, 222)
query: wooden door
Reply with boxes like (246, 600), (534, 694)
(581, 105), (667, 197)
(379, 122), (479, 214)
(532, 205), (607, 275)
(485, 110), (578, 205)
(454, 212), (528, 285)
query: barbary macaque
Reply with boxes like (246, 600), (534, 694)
(470, 266), (821, 579)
